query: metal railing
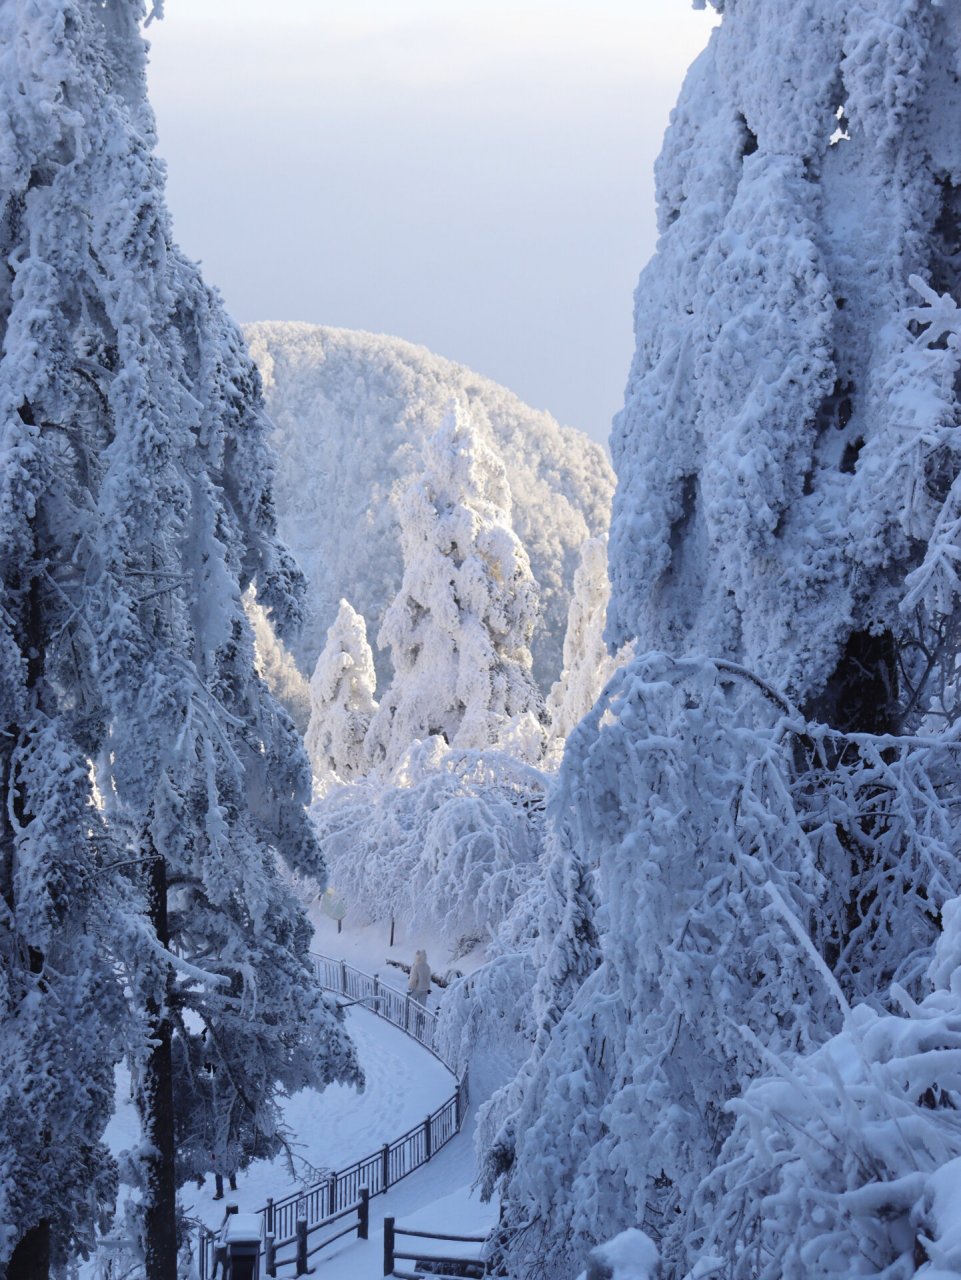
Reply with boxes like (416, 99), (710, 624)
(197, 951), (468, 1278)
(309, 953), (446, 1062)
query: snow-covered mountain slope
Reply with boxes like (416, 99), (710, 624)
(243, 323), (614, 693)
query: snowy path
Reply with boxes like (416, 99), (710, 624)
(88, 919), (500, 1278)
(179, 1004), (457, 1231)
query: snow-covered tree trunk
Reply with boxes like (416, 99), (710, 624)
(366, 402), (544, 772)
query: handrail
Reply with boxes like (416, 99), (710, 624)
(384, 1216), (489, 1278)
(309, 952), (448, 1065)
(198, 951), (469, 1278)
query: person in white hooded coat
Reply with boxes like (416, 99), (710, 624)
(408, 950), (432, 1007)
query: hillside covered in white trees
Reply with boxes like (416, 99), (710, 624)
(243, 322), (614, 696)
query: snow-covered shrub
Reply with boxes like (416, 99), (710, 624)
(580, 1230), (660, 1280)
(366, 402), (544, 771)
(305, 599), (379, 791)
(313, 743), (548, 944)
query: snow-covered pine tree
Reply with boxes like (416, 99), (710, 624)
(0, 5), (359, 1277)
(305, 599), (378, 791)
(488, 4), (961, 1277)
(366, 402), (543, 771)
(545, 534), (625, 749)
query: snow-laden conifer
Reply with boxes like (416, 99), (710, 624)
(0, 5), (359, 1274)
(607, 0), (961, 732)
(490, 6), (961, 1278)
(366, 402), (543, 771)
(305, 599), (378, 792)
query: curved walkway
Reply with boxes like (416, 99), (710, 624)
(198, 954), (468, 1276)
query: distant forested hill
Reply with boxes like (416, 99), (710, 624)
(244, 322), (614, 693)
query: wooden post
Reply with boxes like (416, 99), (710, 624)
(265, 1233), (276, 1278)
(381, 1143), (390, 1191)
(424, 1114), (432, 1161)
(295, 1218), (308, 1277)
(383, 1217), (395, 1277)
(389, 916), (395, 947)
(265, 1197), (274, 1236)
(340, 958), (348, 995)
(357, 1187), (369, 1241)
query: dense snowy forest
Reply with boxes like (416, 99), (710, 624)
(3, 2), (961, 1280)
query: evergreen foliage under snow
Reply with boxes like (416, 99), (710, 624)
(305, 599), (379, 791)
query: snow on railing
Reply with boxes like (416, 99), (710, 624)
(197, 951), (468, 1278)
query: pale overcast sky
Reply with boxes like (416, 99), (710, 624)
(145, 3), (717, 447)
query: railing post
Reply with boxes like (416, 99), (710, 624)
(358, 1186), (369, 1241)
(381, 1142), (390, 1191)
(265, 1232), (277, 1278)
(340, 958), (348, 995)
(424, 1114), (432, 1161)
(265, 1196), (274, 1236)
(373, 972), (380, 1008)
(296, 1217), (308, 1276)
(383, 1217), (395, 1277)
(404, 992), (410, 1031)
(328, 1171), (337, 1214)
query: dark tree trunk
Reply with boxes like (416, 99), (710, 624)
(805, 628), (899, 974)
(7, 1222), (50, 1280)
(139, 849), (178, 1280)
(6, 481), (53, 1280)
(807, 629), (898, 736)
